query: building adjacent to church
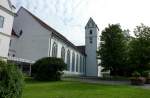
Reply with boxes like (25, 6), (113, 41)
(0, 0), (15, 59)
(9, 7), (100, 77)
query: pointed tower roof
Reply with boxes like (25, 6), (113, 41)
(85, 17), (99, 31)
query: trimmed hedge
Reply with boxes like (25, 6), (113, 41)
(32, 57), (66, 81)
(0, 60), (24, 98)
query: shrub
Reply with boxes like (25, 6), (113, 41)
(0, 60), (24, 98)
(130, 71), (145, 85)
(142, 70), (150, 77)
(32, 57), (66, 81)
(132, 71), (141, 77)
(142, 70), (150, 84)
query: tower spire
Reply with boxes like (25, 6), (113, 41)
(85, 17), (99, 31)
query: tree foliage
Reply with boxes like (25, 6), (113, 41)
(98, 24), (127, 76)
(0, 60), (24, 98)
(128, 24), (150, 72)
(32, 57), (66, 81)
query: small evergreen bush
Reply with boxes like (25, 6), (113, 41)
(0, 60), (24, 98)
(32, 57), (66, 81)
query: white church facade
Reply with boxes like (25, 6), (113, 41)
(8, 7), (100, 77)
(0, 0), (15, 60)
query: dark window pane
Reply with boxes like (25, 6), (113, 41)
(0, 16), (4, 28)
(90, 30), (92, 35)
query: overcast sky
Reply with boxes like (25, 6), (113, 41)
(11, 0), (150, 45)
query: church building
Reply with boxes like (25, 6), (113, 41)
(9, 7), (99, 77)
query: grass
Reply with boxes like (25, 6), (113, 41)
(23, 78), (150, 98)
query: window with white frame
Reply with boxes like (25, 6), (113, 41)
(71, 52), (75, 72)
(0, 16), (4, 28)
(61, 46), (65, 62)
(80, 56), (82, 72)
(67, 50), (70, 71)
(76, 54), (79, 72)
(52, 42), (58, 57)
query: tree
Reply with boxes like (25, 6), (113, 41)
(97, 24), (127, 76)
(128, 24), (150, 73)
(32, 57), (66, 81)
(0, 60), (24, 98)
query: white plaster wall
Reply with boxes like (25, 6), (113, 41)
(0, 0), (11, 11)
(11, 8), (50, 61)
(0, 0), (14, 58)
(0, 34), (10, 57)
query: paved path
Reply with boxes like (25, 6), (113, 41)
(64, 77), (150, 89)
(79, 78), (150, 89)
(79, 78), (130, 85)
(81, 78), (150, 90)
(139, 84), (150, 89)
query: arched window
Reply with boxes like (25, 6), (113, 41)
(83, 57), (85, 73)
(80, 56), (82, 73)
(52, 42), (58, 57)
(71, 52), (75, 72)
(76, 54), (79, 72)
(67, 50), (70, 71)
(90, 30), (92, 35)
(61, 46), (65, 62)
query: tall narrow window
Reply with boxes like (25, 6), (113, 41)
(0, 16), (4, 28)
(76, 54), (79, 72)
(52, 42), (58, 57)
(67, 50), (70, 71)
(61, 46), (65, 62)
(71, 52), (75, 72)
(19, 30), (23, 36)
(90, 30), (92, 35)
(83, 57), (85, 73)
(9, 40), (12, 46)
(80, 56), (82, 73)
(89, 37), (93, 43)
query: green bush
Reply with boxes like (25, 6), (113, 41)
(0, 60), (24, 98)
(132, 71), (141, 77)
(142, 70), (150, 77)
(32, 57), (66, 81)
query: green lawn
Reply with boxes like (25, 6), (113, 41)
(23, 79), (150, 98)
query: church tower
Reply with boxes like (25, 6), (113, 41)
(85, 18), (99, 77)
